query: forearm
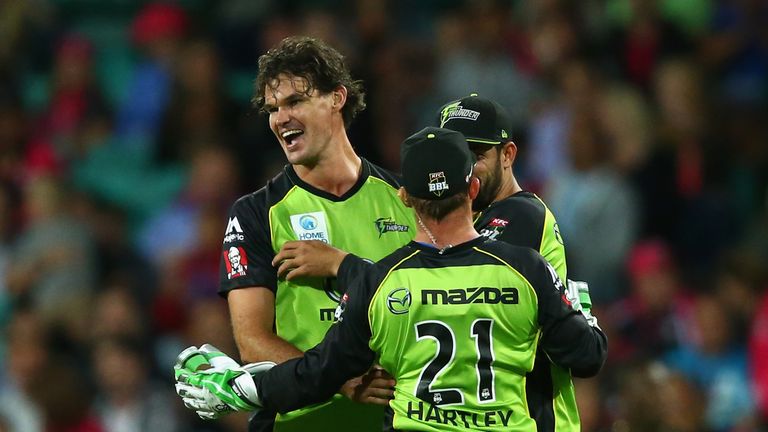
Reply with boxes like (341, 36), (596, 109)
(236, 332), (303, 364)
(228, 288), (301, 364)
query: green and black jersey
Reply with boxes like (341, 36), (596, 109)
(219, 158), (416, 431)
(474, 192), (565, 281)
(474, 191), (577, 432)
(256, 237), (607, 432)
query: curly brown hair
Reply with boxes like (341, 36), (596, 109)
(252, 36), (366, 128)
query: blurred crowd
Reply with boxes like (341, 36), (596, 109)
(0, 0), (766, 431)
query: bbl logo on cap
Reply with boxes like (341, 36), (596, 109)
(428, 171), (449, 197)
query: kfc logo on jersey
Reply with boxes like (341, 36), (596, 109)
(488, 218), (508, 227)
(223, 217), (245, 243)
(290, 212), (330, 243)
(224, 246), (248, 279)
(480, 218), (508, 241)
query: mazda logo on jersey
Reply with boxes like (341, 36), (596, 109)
(386, 287), (412, 315)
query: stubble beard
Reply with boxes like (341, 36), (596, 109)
(472, 162), (502, 212)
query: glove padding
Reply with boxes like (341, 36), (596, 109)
(566, 279), (599, 329)
(174, 344), (275, 419)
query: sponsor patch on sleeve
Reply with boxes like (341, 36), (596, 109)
(224, 246), (248, 279)
(223, 216), (245, 243)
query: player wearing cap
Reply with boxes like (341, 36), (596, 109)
(175, 127), (608, 431)
(439, 94), (587, 432)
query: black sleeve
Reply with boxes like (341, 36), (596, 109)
(494, 204), (543, 251)
(219, 194), (277, 297)
(529, 254), (608, 378)
(475, 195), (544, 250)
(336, 253), (374, 294)
(255, 273), (377, 412)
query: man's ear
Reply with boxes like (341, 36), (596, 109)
(501, 141), (518, 168)
(332, 86), (348, 111)
(398, 187), (411, 207)
(468, 177), (481, 201)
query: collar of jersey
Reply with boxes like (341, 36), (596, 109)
(489, 190), (533, 210)
(408, 236), (486, 255)
(284, 158), (371, 202)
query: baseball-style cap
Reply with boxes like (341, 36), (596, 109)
(401, 127), (475, 200)
(437, 93), (513, 145)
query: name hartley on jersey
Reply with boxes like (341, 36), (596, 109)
(406, 400), (515, 429)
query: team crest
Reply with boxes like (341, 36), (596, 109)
(224, 246), (248, 279)
(440, 102), (480, 126)
(428, 171), (449, 197)
(374, 217), (410, 238)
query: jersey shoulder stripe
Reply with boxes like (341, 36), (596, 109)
(232, 166), (296, 214)
(365, 248), (421, 330)
(475, 240), (553, 294)
(366, 160), (404, 190)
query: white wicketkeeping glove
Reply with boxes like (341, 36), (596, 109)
(174, 344), (275, 420)
(566, 279), (599, 329)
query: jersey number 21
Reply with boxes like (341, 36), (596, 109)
(414, 319), (495, 406)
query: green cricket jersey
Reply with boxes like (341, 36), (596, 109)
(256, 237), (608, 431)
(219, 159), (416, 431)
(474, 191), (577, 432)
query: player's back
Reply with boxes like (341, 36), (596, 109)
(368, 237), (556, 431)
